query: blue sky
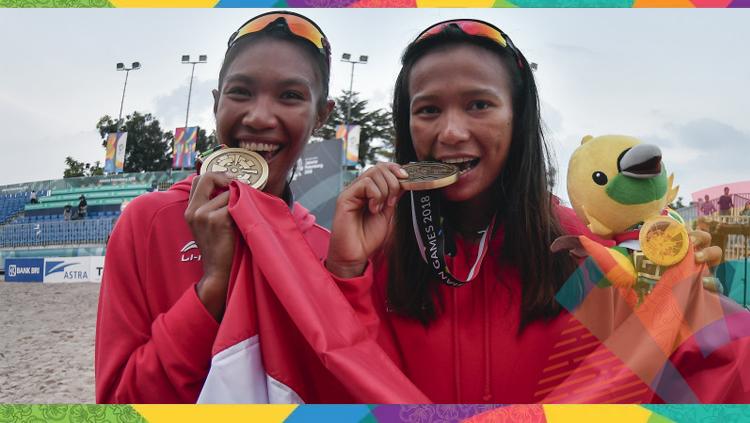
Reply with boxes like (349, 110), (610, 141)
(0, 8), (748, 203)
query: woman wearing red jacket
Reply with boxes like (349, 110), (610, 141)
(326, 19), (744, 403)
(95, 11), (338, 403)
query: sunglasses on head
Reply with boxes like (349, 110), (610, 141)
(415, 19), (525, 69)
(227, 11), (331, 67)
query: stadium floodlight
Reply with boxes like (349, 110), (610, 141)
(115, 61), (142, 127)
(181, 55), (208, 141)
(340, 52), (369, 132)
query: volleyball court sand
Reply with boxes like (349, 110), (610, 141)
(0, 282), (99, 403)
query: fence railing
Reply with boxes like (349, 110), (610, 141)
(0, 218), (115, 249)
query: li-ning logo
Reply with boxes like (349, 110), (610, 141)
(180, 241), (202, 262)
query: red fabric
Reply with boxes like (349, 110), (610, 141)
(370, 204), (750, 403)
(96, 175), (344, 403)
(221, 181), (428, 403)
(371, 207), (595, 403)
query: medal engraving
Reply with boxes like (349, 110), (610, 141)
(639, 216), (689, 266)
(199, 147), (269, 190)
(400, 162), (459, 191)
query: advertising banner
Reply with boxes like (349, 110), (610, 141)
(41, 256), (104, 283)
(43, 257), (91, 283)
(290, 139), (344, 229)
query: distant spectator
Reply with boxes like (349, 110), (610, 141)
(29, 190), (39, 204)
(718, 187), (734, 216)
(78, 195), (88, 219)
(149, 182), (159, 193)
(63, 205), (72, 221)
(741, 203), (750, 217)
(700, 194), (716, 216)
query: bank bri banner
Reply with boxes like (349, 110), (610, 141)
(4, 258), (44, 282)
(4, 257), (104, 283)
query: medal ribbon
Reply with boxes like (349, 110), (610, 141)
(410, 190), (495, 287)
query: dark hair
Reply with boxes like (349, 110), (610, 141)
(217, 24), (330, 110)
(387, 26), (576, 329)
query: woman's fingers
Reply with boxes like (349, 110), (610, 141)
(362, 177), (385, 214)
(689, 230), (711, 249)
(186, 172), (233, 218)
(689, 230), (723, 267)
(695, 246), (723, 267)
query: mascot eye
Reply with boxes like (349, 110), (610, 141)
(592, 171), (608, 186)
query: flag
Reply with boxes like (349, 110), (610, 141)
(104, 133), (117, 173)
(197, 183), (429, 404)
(114, 132), (128, 173)
(545, 245), (750, 403)
(104, 132), (127, 174)
(335, 124), (360, 166)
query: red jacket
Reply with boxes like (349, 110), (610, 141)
(96, 176), (335, 403)
(371, 205), (750, 403)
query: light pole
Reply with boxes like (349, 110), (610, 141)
(116, 61), (141, 129)
(340, 53), (368, 129)
(181, 54), (207, 132)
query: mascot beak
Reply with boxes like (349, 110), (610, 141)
(619, 144), (662, 179)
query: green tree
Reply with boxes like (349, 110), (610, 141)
(63, 156), (86, 178)
(96, 112), (172, 172)
(63, 157), (105, 178)
(317, 90), (394, 167)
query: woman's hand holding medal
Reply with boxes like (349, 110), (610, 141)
(185, 171), (236, 322)
(326, 163), (409, 278)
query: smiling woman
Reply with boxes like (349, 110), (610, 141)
(325, 17), (750, 404)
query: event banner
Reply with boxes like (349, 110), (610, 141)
(335, 124), (361, 166)
(4, 256), (104, 283)
(103, 132), (128, 174)
(114, 132), (128, 173)
(173, 126), (198, 169)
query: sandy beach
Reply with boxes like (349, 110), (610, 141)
(0, 281), (100, 403)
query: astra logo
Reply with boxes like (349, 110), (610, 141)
(180, 241), (201, 262)
(45, 261), (78, 276)
(45, 261), (88, 280)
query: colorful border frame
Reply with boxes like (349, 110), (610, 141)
(2, 404), (750, 422)
(1, 3), (747, 423)
(0, 0), (749, 7)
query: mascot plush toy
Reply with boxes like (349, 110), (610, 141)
(554, 134), (689, 301)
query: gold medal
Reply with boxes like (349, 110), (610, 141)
(639, 216), (689, 266)
(400, 162), (459, 191)
(199, 147), (269, 190)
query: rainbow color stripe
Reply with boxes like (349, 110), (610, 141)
(0, 0), (748, 6)
(2, 404), (750, 422)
